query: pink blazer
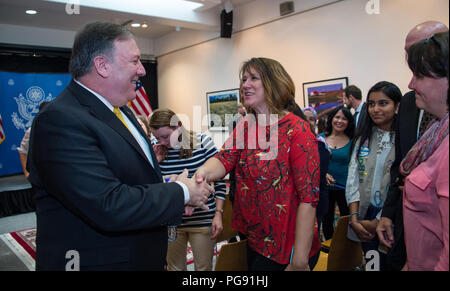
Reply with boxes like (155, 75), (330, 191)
(403, 135), (449, 271)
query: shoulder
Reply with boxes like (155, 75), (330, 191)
(282, 113), (310, 132)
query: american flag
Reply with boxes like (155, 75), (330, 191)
(0, 114), (5, 144)
(129, 81), (152, 118)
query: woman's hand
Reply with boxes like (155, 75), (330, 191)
(184, 206), (195, 216)
(285, 262), (310, 271)
(350, 221), (375, 242)
(360, 219), (378, 235)
(153, 144), (167, 163)
(210, 212), (223, 240)
(326, 173), (336, 186)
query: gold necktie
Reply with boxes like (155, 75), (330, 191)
(113, 107), (130, 131)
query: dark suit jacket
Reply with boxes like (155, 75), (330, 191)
(27, 80), (185, 270)
(381, 91), (419, 270)
(354, 102), (368, 132)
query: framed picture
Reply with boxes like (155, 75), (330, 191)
(206, 88), (240, 131)
(302, 77), (348, 118)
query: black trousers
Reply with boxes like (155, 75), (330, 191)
(322, 188), (349, 240)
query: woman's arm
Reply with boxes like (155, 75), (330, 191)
(195, 157), (227, 183)
(286, 203), (316, 270)
(211, 197), (225, 240)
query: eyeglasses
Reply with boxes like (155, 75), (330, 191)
(424, 34), (441, 50)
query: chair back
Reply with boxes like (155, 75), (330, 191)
(215, 194), (238, 243)
(326, 215), (364, 271)
(214, 239), (248, 271)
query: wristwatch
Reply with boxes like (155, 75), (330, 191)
(215, 209), (224, 214)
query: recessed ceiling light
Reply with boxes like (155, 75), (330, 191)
(141, 23), (148, 28)
(26, 10), (37, 15)
(131, 23), (141, 28)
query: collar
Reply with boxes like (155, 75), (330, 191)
(74, 79), (114, 112)
(355, 101), (364, 113)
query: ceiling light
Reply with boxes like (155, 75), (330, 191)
(26, 10), (38, 14)
(131, 23), (141, 28)
(141, 23), (148, 28)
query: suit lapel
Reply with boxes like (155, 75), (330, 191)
(68, 81), (158, 174)
(121, 106), (163, 179)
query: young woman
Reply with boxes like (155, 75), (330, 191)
(346, 81), (402, 270)
(149, 109), (226, 271)
(320, 106), (354, 240)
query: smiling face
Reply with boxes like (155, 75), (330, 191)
(241, 66), (267, 113)
(107, 38), (146, 107)
(367, 91), (397, 131)
(150, 126), (180, 149)
(408, 74), (449, 118)
(331, 109), (349, 134)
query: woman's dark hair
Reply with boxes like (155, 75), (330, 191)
(324, 106), (354, 139)
(351, 81), (402, 160)
(291, 102), (315, 134)
(407, 31), (449, 107)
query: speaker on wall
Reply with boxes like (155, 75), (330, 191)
(220, 9), (233, 38)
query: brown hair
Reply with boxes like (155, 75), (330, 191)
(239, 57), (296, 116)
(149, 108), (199, 159)
(136, 115), (151, 137)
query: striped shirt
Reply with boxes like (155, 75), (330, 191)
(156, 132), (226, 228)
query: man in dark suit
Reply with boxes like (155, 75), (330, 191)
(376, 20), (448, 271)
(342, 85), (366, 131)
(27, 22), (213, 270)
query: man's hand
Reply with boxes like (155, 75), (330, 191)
(376, 217), (395, 248)
(176, 169), (214, 210)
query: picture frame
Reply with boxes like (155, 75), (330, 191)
(206, 88), (240, 131)
(302, 77), (348, 118)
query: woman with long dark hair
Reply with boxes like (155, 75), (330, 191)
(346, 81), (402, 270)
(320, 106), (354, 240)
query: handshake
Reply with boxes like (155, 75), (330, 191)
(165, 169), (214, 213)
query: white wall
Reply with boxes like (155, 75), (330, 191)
(0, 23), (155, 56)
(156, 0), (449, 145)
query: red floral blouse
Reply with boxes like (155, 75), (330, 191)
(216, 112), (321, 264)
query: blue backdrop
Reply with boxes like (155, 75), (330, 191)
(0, 72), (72, 176)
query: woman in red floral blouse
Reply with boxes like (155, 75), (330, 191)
(196, 58), (320, 271)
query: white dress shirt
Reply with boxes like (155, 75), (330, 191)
(74, 80), (190, 203)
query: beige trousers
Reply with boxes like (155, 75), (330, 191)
(166, 226), (216, 271)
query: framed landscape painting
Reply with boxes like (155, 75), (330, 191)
(206, 88), (240, 131)
(302, 77), (348, 117)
